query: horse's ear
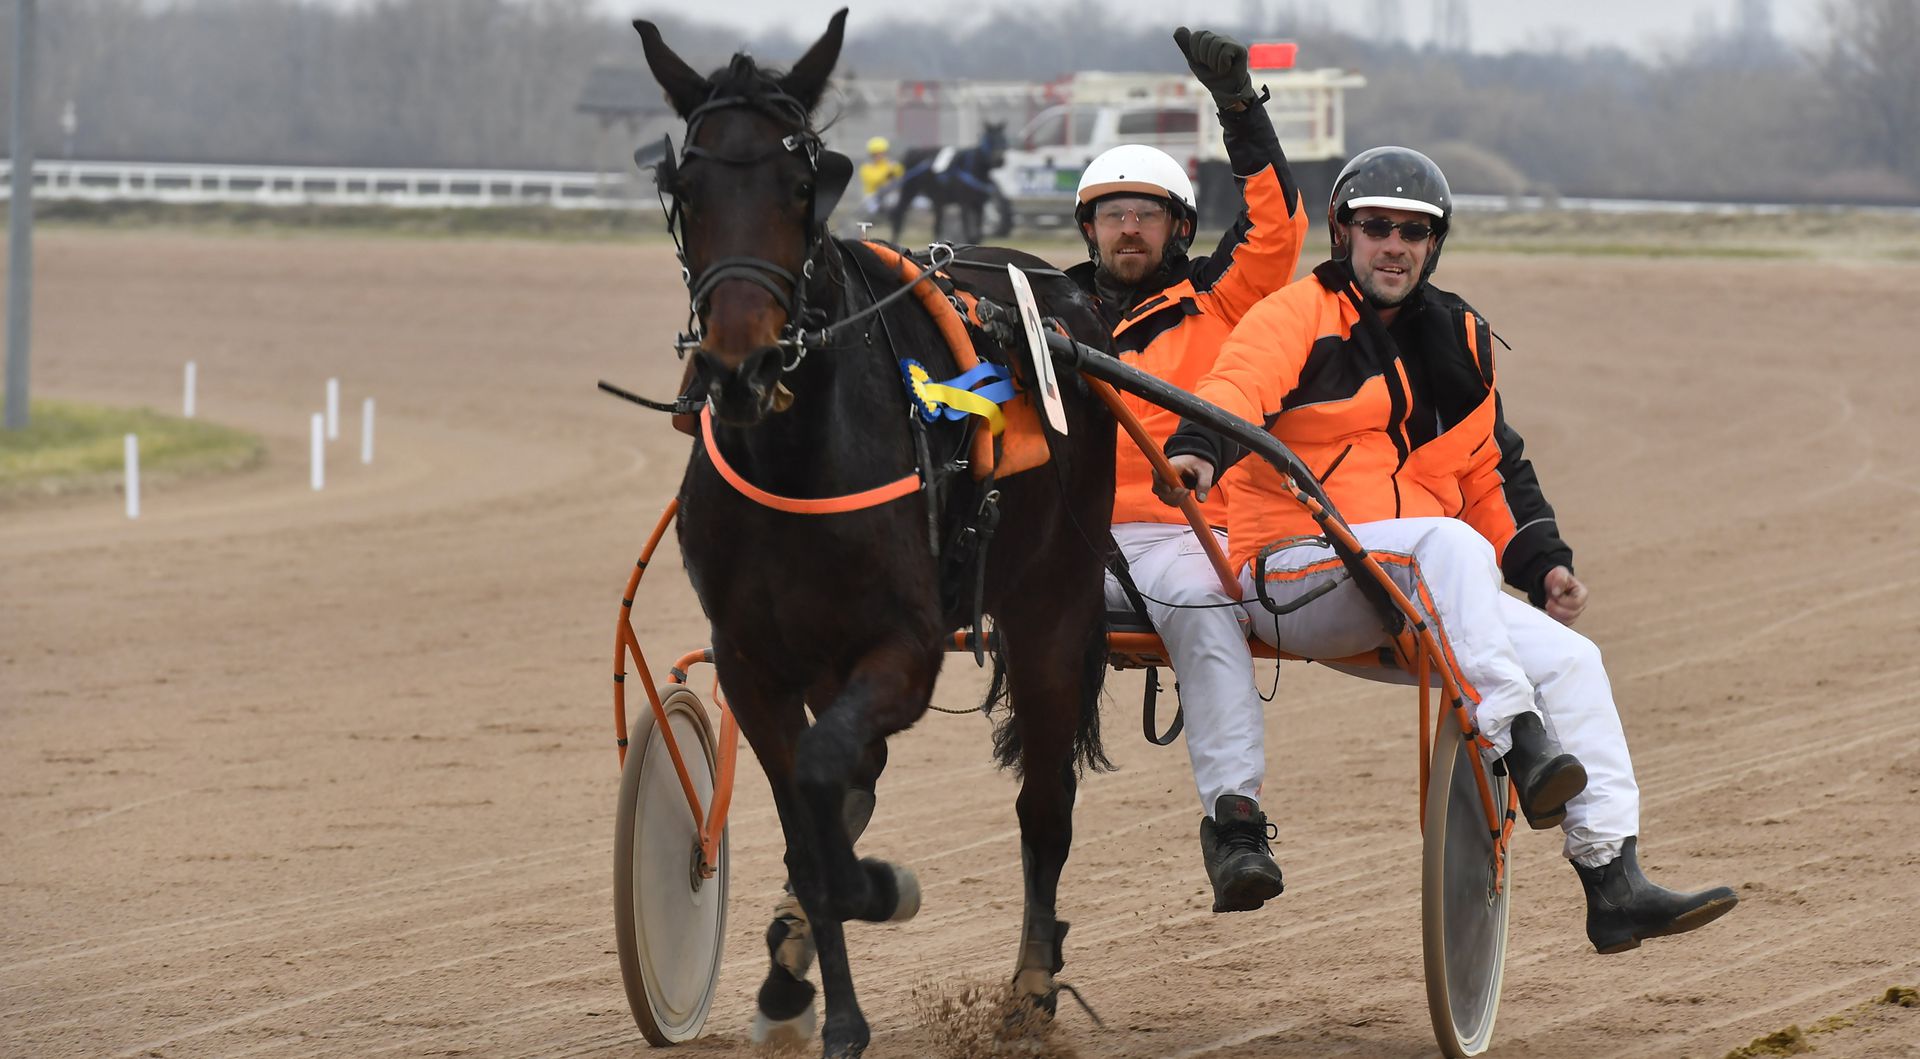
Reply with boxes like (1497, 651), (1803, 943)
(778, 7), (848, 113)
(633, 19), (708, 118)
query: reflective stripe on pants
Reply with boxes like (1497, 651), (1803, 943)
(1105, 522), (1263, 815)
(1239, 517), (1638, 865)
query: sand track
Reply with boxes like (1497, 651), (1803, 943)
(3, 231), (1916, 1058)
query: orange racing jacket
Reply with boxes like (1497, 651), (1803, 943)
(1067, 100), (1309, 530)
(1166, 260), (1574, 604)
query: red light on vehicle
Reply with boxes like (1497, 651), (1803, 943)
(1248, 42), (1297, 69)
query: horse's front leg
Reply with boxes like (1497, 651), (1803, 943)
(995, 591), (1108, 1024)
(755, 737), (887, 1048)
(792, 639), (938, 1057)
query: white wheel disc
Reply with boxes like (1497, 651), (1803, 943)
(1422, 709), (1512, 1058)
(614, 686), (729, 1045)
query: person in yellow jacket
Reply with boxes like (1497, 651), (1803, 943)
(858, 136), (904, 213)
(1162, 147), (1738, 953)
(1076, 26), (1308, 914)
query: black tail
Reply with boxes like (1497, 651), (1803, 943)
(1073, 612), (1113, 774)
(987, 615), (1112, 775)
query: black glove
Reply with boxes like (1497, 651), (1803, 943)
(1174, 27), (1255, 108)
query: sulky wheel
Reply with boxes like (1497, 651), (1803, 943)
(614, 685), (729, 1045)
(1422, 708), (1512, 1058)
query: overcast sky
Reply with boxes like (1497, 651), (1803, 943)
(610, 0), (1826, 57)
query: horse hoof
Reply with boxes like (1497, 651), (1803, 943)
(885, 863), (921, 922)
(751, 1000), (817, 1048)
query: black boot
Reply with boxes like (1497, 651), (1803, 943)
(1575, 837), (1739, 954)
(1501, 712), (1587, 829)
(1199, 795), (1284, 913)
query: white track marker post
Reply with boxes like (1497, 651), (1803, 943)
(124, 433), (140, 519)
(325, 377), (340, 440)
(183, 360), (197, 418)
(310, 412), (325, 491)
(360, 397), (374, 465)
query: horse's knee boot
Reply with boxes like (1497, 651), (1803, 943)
(857, 857), (920, 922)
(766, 890), (814, 978)
(842, 787), (876, 844)
(1011, 918), (1068, 1017)
(753, 891), (819, 1045)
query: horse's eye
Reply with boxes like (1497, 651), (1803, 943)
(794, 182), (814, 200)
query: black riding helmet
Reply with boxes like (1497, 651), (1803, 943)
(1327, 146), (1453, 283)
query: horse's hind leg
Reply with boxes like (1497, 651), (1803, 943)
(997, 595), (1107, 1021)
(889, 186), (910, 244)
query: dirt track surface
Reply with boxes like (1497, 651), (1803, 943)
(5, 230), (1918, 1059)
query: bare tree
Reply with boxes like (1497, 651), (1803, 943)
(1815, 0), (1920, 182)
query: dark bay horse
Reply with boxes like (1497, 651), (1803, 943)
(887, 122), (1015, 244)
(635, 10), (1115, 1057)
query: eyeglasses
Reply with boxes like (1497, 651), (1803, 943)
(1352, 217), (1435, 242)
(1092, 199), (1171, 227)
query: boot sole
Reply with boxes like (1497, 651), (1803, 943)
(1212, 872), (1284, 913)
(1520, 760), (1587, 830)
(1591, 892), (1739, 954)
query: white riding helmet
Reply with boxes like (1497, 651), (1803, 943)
(1075, 144), (1198, 261)
(1075, 144), (1197, 213)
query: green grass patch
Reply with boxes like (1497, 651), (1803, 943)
(0, 399), (266, 502)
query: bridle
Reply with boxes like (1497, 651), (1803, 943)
(644, 79), (958, 383)
(647, 76), (853, 373)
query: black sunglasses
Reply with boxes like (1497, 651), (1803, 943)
(1352, 217), (1435, 242)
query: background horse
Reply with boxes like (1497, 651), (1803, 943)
(887, 122), (1014, 244)
(636, 11), (1115, 1058)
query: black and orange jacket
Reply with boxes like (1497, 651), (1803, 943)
(1167, 261), (1573, 604)
(1067, 101), (1309, 529)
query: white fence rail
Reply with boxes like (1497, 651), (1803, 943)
(0, 159), (645, 209)
(4, 159), (1915, 218)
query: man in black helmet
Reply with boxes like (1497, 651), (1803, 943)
(1072, 27), (1310, 915)
(1158, 147), (1740, 954)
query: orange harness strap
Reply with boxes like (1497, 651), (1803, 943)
(858, 241), (997, 477)
(700, 406), (920, 515)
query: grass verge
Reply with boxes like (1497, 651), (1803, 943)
(0, 399), (266, 503)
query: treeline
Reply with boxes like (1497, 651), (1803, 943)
(0, 0), (1914, 202)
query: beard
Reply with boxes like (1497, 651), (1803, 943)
(1099, 241), (1161, 286)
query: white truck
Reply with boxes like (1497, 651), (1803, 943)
(992, 53), (1365, 231)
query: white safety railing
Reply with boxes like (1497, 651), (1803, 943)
(0, 159), (646, 209)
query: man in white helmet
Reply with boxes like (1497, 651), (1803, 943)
(1072, 27), (1309, 913)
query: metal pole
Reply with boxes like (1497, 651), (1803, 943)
(5, 0), (37, 430)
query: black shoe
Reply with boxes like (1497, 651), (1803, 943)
(1575, 837), (1739, 954)
(1199, 795), (1284, 913)
(1501, 712), (1587, 829)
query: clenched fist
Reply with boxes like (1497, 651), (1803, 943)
(1174, 27), (1256, 108)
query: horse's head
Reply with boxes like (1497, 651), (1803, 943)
(981, 121), (1008, 168)
(635, 10), (854, 426)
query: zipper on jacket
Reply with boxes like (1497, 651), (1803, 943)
(1319, 443), (1354, 486)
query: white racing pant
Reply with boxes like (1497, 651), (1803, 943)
(1104, 522), (1263, 815)
(1238, 517), (1638, 866)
